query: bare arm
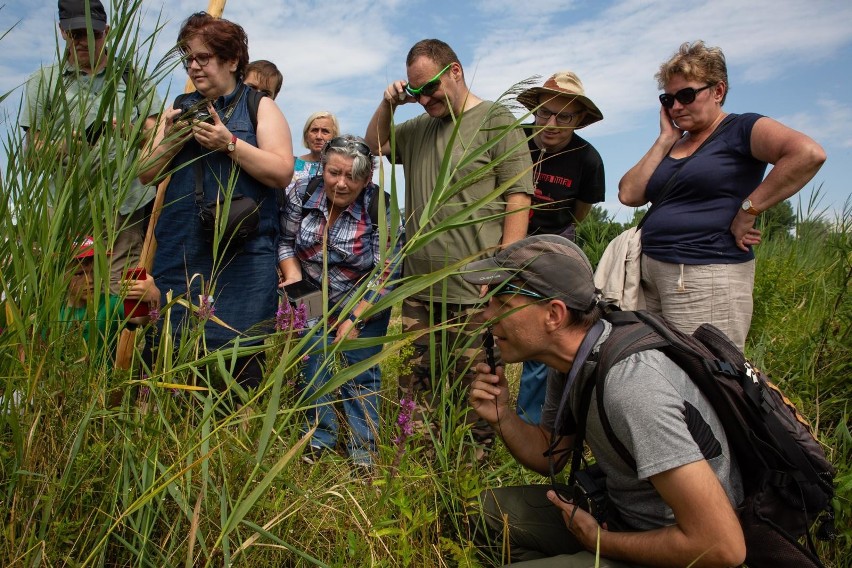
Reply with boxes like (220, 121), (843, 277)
(729, 116), (826, 250)
(365, 80), (414, 157)
(501, 192), (531, 246)
(551, 459), (745, 567)
(469, 362), (571, 474)
(618, 107), (683, 207)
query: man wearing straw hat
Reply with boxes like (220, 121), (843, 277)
(19, 0), (162, 295)
(514, 71), (606, 425)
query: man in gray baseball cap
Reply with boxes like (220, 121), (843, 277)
(465, 234), (746, 567)
(58, 0), (108, 32)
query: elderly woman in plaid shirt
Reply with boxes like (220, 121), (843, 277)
(278, 134), (402, 469)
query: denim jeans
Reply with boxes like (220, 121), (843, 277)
(301, 309), (391, 465)
(517, 360), (548, 425)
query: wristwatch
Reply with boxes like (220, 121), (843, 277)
(226, 134), (237, 153)
(347, 313), (366, 331)
(741, 198), (761, 216)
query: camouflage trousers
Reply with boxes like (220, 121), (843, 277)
(398, 297), (499, 457)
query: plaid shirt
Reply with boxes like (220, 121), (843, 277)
(278, 177), (402, 308)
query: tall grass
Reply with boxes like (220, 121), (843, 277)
(1, 7), (849, 567)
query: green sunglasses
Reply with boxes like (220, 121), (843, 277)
(405, 63), (452, 98)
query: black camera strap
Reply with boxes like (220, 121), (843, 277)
(543, 320), (604, 479)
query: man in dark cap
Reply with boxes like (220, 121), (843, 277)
(19, 0), (162, 295)
(465, 235), (745, 567)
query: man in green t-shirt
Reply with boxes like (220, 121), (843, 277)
(365, 38), (534, 458)
(19, 0), (162, 295)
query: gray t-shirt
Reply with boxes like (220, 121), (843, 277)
(542, 320), (744, 530)
(19, 61), (162, 216)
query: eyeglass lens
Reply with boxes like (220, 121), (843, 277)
(659, 84), (712, 108)
(535, 108), (579, 125)
(183, 52), (212, 69)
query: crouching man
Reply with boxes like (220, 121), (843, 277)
(465, 234), (746, 567)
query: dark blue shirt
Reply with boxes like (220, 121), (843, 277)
(641, 113), (766, 264)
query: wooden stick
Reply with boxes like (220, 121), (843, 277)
(115, 0), (228, 370)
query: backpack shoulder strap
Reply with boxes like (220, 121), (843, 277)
(300, 175), (323, 206)
(367, 187), (392, 230)
(245, 86), (265, 131)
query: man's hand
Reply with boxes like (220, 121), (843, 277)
(383, 80), (416, 107)
(546, 490), (603, 552)
(469, 362), (511, 424)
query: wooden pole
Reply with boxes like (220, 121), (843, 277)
(115, 0), (228, 370)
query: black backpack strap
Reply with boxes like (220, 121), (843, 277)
(245, 86), (265, 131)
(368, 188), (392, 230)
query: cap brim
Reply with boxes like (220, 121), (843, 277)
(59, 17), (106, 32)
(461, 257), (517, 286)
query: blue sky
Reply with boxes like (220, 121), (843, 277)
(2, 0), (850, 222)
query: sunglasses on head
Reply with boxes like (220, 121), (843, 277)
(404, 63), (452, 98)
(181, 52), (213, 70)
(659, 84), (714, 108)
(488, 282), (546, 300)
(324, 137), (372, 159)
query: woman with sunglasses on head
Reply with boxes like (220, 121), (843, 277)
(140, 12), (294, 388)
(278, 135), (402, 471)
(618, 40), (825, 349)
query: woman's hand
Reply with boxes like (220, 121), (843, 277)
(123, 274), (160, 306)
(191, 103), (234, 152)
(334, 317), (360, 343)
(658, 106), (684, 145)
(730, 210), (763, 251)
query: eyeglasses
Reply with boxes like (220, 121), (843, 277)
(182, 52), (213, 70)
(534, 108), (581, 126)
(324, 136), (372, 159)
(659, 84), (714, 108)
(66, 29), (105, 41)
(488, 282), (546, 300)
(404, 63), (452, 98)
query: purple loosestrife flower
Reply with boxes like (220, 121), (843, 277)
(275, 301), (293, 332)
(148, 307), (160, 323)
(197, 294), (215, 320)
(393, 398), (416, 445)
(294, 303), (308, 330)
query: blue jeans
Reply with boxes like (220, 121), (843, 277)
(301, 310), (391, 465)
(517, 360), (548, 425)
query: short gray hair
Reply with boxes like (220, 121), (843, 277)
(321, 134), (375, 183)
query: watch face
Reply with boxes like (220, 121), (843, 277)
(742, 199), (751, 210)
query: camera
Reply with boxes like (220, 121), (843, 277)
(178, 99), (215, 124)
(572, 464), (608, 524)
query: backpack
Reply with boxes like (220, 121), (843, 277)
(301, 175), (391, 231)
(572, 310), (836, 568)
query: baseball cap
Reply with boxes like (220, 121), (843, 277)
(58, 0), (108, 32)
(462, 235), (598, 311)
(73, 236), (98, 259)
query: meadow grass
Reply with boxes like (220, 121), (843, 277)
(1, 7), (849, 566)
